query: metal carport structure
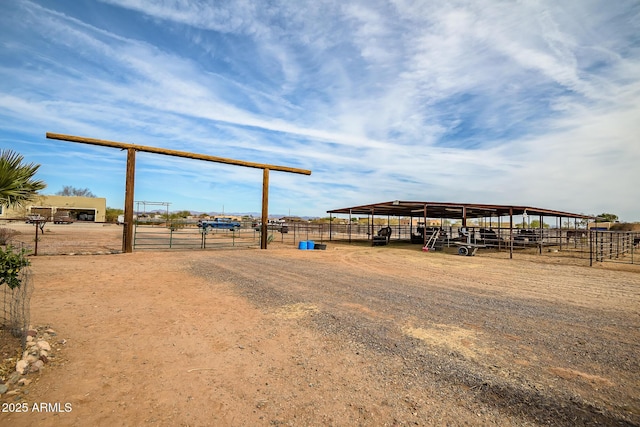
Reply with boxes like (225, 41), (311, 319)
(327, 201), (594, 259)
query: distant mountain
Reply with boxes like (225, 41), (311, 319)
(143, 209), (319, 220)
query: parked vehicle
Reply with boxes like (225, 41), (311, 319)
(253, 219), (288, 233)
(26, 214), (45, 224)
(198, 217), (241, 231)
(53, 212), (73, 224)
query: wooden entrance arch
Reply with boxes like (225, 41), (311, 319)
(46, 133), (311, 252)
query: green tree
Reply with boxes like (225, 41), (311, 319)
(528, 219), (549, 229)
(56, 185), (96, 197)
(0, 149), (46, 208)
(105, 207), (124, 223)
(597, 213), (618, 222)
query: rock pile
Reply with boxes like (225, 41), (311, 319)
(0, 325), (62, 398)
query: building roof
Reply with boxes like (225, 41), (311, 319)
(327, 201), (592, 220)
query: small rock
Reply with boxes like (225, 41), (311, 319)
(30, 360), (44, 373)
(46, 329), (57, 336)
(7, 372), (21, 384)
(26, 330), (37, 337)
(58, 339), (67, 345)
(25, 355), (39, 364)
(0, 384), (8, 394)
(37, 341), (51, 352)
(16, 360), (28, 375)
(17, 378), (32, 386)
(39, 354), (49, 364)
(26, 336), (34, 342)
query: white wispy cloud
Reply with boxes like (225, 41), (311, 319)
(1, 0), (638, 219)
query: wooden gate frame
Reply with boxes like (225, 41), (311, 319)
(46, 132), (311, 252)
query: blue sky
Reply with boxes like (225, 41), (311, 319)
(1, 1), (639, 220)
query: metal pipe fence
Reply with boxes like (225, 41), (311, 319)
(133, 222), (260, 250)
(2, 218), (637, 265)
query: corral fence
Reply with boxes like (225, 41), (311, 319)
(1, 219), (637, 266)
(132, 220), (333, 250)
(133, 221), (259, 250)
(322, 223), (640, 266)
(591, 230), (639, 265)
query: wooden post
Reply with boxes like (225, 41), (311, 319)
(260, 168), (269, 249)
(34, 221), (39, 256)
(123, 148), (136, 253)
(46, 132), (311, 251)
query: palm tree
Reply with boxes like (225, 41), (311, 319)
(0, 149), (47, 208)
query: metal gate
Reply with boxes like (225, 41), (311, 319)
(591, 230), (639, 265)
(133, 222), (259, 250)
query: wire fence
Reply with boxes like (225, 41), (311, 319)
(1, 253), (33, 350)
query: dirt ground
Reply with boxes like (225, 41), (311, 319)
(1, 223), (640, 426)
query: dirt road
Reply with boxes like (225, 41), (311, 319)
(2, 241), (639, 426)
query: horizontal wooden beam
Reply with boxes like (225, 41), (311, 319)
(46, 132), (312, 176)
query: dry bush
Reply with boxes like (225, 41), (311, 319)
(610, 222), (640, 231)
(0, 228), (20, 245)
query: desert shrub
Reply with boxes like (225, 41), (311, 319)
(0, 228), (19, 245)
(610, 222), (640, 231)
(0, 245), (30, 289)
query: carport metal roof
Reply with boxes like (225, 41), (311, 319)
(327, 201), (592, 220)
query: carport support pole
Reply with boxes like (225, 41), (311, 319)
(123, 148), (136, 253)
(423, 204), (427, 246)
(370, 209), (374, 242)
(260, 168), (269, 249)
(559, 216), (562, 251)
(329, 213), (333, 241)
(509, 208), (513, 259)
(539, 215), (543, 255)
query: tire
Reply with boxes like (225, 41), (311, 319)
(458, 246), (469, 256)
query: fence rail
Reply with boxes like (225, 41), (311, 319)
(133, 223), (259, 249)
(1, 219), (638, 266)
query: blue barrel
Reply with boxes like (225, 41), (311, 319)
(307, 240), (315, 250)
(298, 241), (308, 250)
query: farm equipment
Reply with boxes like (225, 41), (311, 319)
(421, 228), (441, 252)
(253, 220), (288, 233)
(372, 226), (392, 246)
(413, 222), (447, 250)
(452, 228), (485, 256)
